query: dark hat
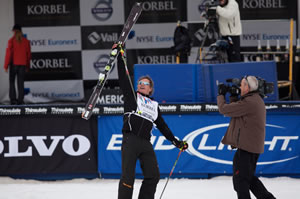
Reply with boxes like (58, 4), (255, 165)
(12, 24), (22, 31)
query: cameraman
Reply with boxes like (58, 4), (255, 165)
(215, 0), (242, 62)
(217, 76), (276, 199)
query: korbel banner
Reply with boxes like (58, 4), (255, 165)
(187, 0), (297, 21)
(98, 113), (300, 176)
(14, 0), (80, 27)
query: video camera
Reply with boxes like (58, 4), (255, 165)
(218, 76), (274, 98)
(203, 0), (220, 21)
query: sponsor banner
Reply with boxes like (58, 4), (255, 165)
(26, 51), (82, 81)
(81, 25), (123, 50)
(14, 0), (80, 27)
(0, 116), (98, 175)
(82, 50), (119, 80)
(187, 0), (213, 22)
(98, 113), (300, 175)
(23, 26), (81, 52)
(124, 0), (187, 23)
(238, 0), (297, 20)
(241, 20), (297, 47)
(97, 89), (124, 105)
(186, 0), (297, 21)
(187, 20), (296, 48)
(24, 80), (84, 103)
(80, 0), (124, 26)
(159, 104), (177, 113)
(0, 103), (299, 116)
(126, 23), (176, 49)
(0, 108), (22, 116)
(84, 85), (124, 105)
(127, 48), (176, 68)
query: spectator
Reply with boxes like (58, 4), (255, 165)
(216, 0), (242, 62)
(4, 24), (31, 105)
(172, 21), (191, 63)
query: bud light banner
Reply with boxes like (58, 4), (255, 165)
(0, 116), (98, 175)
(98, 113), (300, 177)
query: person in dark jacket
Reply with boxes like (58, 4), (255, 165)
(217, 76), (276, 199)
(116, 45), (188, 199)
(172, 22), (191, 63)
(4, 24), (31, 105)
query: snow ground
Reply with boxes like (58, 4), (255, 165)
(0, 176), (299, 199)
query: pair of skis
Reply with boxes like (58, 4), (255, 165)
(82, 2), (142, 120)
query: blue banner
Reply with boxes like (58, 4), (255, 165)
(134, 62), (279, 104)
(98, 112), (300, 177)
(202, 61), (279, 102)
(134, 64), (201, 103)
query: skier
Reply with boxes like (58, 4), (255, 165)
(115, 44), (188, 199)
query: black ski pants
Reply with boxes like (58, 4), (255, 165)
(9, 65), (26, 104)
(118, 134), (160, 199)
(233, 149), (276, 199)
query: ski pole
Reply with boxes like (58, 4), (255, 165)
(159, 149), (183, 199)
(119, 45), (137, 102)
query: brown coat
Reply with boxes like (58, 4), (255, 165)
(217, 92), (266, 154)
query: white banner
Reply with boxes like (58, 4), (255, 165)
(24, 80), (84, 103)
(23, 26), (81, 52)
(80, 0), (124, 26)
(82, 50), (118, 80)
(126, 23), (176, 49)
(241, 20), (297, 47)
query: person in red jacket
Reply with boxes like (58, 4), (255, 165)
(4, 24), (31, 105)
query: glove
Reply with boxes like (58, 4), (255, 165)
(218, 83), (228, 96)
(172, 139), (188, 151)
(111, 42), (119, 50)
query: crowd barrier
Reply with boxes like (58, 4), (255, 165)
(98, 110), (300, 178)
(1, 102), (299, 179)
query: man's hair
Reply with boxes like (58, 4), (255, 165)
(245, 76), (258, 91)
(138, 75), (154, 96)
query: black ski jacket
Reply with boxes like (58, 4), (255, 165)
(117, 56), (176, 142)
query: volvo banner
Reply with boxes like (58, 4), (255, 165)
(0, 116), (98, 175)
(98, 113), (300, 176)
